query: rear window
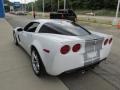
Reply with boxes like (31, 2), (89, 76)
(39, 22), (91, 36)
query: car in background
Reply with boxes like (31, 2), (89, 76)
(9, 11), (16, 14)
(50, 9), (77, 22)
(15, 11), (27, 15)
(13, 19), (113, 77)
(9, 11), (27, 15)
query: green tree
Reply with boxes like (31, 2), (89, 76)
(4, 0), (12, 12)
(27, 0), (118, 12)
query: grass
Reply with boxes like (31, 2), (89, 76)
(75, 9), (116, 25)
(75, 9), (118, 17)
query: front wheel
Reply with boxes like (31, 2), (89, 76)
(31, 49), (45, 77)
(13, 32), (18, 45)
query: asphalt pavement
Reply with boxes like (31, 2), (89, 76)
(4, 13), (120, 90)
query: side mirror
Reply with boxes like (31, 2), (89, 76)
(17, 28), (23, 32)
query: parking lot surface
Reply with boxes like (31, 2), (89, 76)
(0, 13), (120, 90)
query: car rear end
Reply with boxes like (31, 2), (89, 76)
(37, 20), (112, 76)
(45, 34), (112, 76)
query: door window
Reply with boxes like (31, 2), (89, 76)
(24, 22), (39, 32)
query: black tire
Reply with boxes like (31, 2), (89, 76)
(31, 48), (46, 77)
(13, 32), (18, 45)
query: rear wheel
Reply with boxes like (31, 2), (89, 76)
(31, 48), (45, 77)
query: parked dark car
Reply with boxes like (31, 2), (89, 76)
(50, 9), (77, 22)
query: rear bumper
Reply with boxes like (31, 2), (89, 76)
(65, 58), (107, 73)
(47, 57), (107, 76)
(44, 41), (111, 76)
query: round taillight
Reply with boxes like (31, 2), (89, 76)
(72, 44), (81, 52)
(104, 39), (108, 45)
(109, 38), (112, 44)
(60, 45), (70, 54)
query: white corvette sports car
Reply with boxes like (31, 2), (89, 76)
(13, 19), (113, 76)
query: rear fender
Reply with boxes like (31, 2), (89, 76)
(90, 31), (113, 59)
(90, 31), (113, 47)
(30, 41), (47, 70)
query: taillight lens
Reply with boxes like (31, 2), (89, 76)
(72, 44), (81, 52)
(109, 38), (112, 44)
(104, 39), (108, 45)
(60, 45), (70, 54)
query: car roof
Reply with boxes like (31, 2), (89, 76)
(33, 19), (91, 36)
(33, 19), (72, 25)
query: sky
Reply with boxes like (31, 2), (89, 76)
(9, 0), (34, 3)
